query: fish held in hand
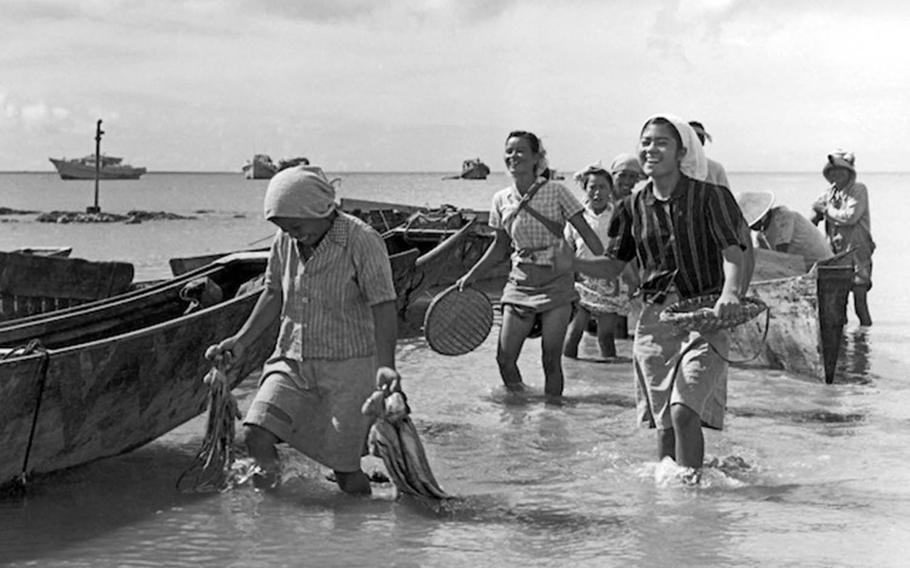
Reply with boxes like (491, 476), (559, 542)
(361, 368), (451, 500)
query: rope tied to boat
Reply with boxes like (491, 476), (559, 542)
(1, 339), (50, 497)
(176, 362), (242, 493)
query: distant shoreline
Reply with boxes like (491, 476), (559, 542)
(2, 170), (907, 175)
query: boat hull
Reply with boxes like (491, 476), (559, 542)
(0, 254), (276, 488)
(0, 251), (134, 321)
(49, 158), (146, 180)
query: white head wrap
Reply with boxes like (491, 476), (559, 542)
(641, 114), (708, 181)
(263, 165), (337, 220)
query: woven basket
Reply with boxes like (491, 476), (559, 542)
(659, 294), (767, 334)
(423, 286), (494, 355)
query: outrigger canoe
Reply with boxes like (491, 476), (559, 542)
(0, 252), (277, 491)
(729, 249), (854, 384)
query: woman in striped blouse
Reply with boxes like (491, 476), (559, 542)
(574, 115), (751, 479)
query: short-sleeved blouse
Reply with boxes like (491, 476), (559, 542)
(489, 180), (585, 266)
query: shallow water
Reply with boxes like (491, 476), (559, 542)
(1, 171), (909, 567)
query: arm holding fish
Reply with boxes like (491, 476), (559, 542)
(455, 228), (511, 290)
(372, 300), (397, 370)
(205, 242), (283, 367)
(205, 285), (281, 368)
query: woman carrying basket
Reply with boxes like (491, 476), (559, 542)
(455, 130), (603, 397)
(574, 115), (751, 478)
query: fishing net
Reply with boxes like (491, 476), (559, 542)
(176, 365), (241, 493)
(659, 294), (768, 334)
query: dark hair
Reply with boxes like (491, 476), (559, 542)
(505, 130), (548, 176)
(505, 130), (541, 153)
(641, 117), (683, 150)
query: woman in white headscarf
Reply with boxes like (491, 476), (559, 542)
(205, 165), (398, 494)
(572, 114), (752, 480)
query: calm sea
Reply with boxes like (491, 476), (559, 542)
(1, 171), (909, 567)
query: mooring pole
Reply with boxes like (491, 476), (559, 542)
(87, 119), (104, 214)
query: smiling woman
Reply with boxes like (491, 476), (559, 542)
(574, 114), (751, 476)
(454, 130), (603, 398)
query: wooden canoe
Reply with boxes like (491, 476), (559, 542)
(168, 214), (480, 320)
(728, 249), (854, 383)
(0, 252), (277, 490)
(0, 251), (134, 322)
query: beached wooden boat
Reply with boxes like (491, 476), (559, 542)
(167, 214), (479, 320)
(10, 247), (73, 258)
(729, 249), (854, 383)
(0, 251), (134, 322)
(0, 252), (277, 490)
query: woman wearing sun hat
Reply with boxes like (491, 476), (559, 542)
(811, 149), (874, 326)
(738, 190), (832, 269)
(204, 165), (398, 494)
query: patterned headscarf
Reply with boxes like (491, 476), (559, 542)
(609, 153), (644, 178)
(263, 165), (337, 220)
(641, 114), (708, 181)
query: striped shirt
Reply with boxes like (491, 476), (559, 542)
(489, 180), (585, 265)
(607, 176), (745, 299)
(264, 212), (396, 360)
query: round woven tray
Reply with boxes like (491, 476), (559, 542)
(659, 294), (768, 334)
(424, 285), (494, 356)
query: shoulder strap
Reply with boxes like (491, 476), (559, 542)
(522, 203), (567, 239)
(513, 179), (567, 239)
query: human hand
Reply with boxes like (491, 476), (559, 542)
(712, 291), (741, 321)
(204, 336), (245, 368)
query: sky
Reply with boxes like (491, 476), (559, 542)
(1, 0), (908, 173)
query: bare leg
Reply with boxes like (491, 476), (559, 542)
(540, 304), (573, 396)
(657, 428), (676, 461)
(595, 312), (620, 358)
(334, 470), (372, 495)
(670, 403), (704, 469)
(563, 306), (590, 358)
(853, 285), (872, 326)
(242, 424), (282, 490)
(497, 305), (535, 390)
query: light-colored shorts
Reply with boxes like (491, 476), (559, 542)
(244, 355), (376, 472)
(632, 293), (729, 431)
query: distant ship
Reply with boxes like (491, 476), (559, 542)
(242, 154), (278, 179)
(49, 154), (147, 180)
(444, 158), (491, 180)
(242, 154), (310, 179)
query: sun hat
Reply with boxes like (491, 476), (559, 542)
(822, 149), (856, 180)
(735, 191), (776, 228)
(423, 285), (494, 355)
(263, 165), (337, 220)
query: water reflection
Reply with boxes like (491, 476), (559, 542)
(837, 327), (873, 384)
